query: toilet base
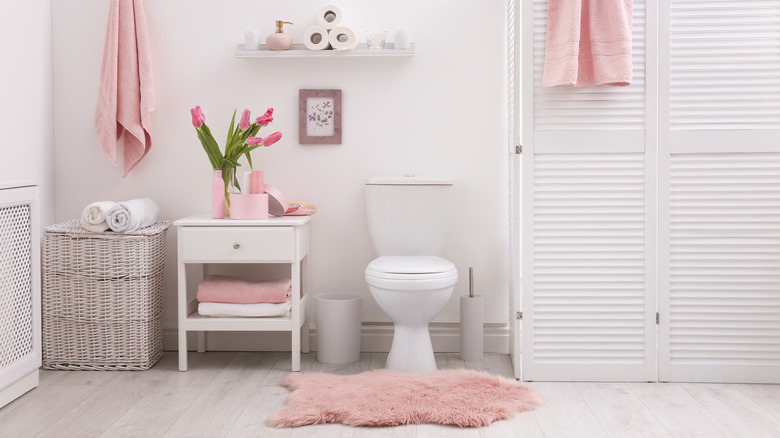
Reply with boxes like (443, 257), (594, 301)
(386, 324), (438, 373)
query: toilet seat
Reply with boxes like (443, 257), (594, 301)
(365, 256), (457, 280)
(365, 256), (458, 291)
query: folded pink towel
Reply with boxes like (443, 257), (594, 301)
(543, 0), (633, 87)
(197, 275), (292, 304)
(95, 0), (155, 176)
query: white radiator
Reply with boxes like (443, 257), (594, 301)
(0, 182), (40, 408)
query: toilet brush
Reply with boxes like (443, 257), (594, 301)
(460, 267), (484, 361)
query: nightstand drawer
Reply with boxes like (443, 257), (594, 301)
(179, 227), (294, 262)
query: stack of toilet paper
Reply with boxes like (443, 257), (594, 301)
(304, 4), (357, 51)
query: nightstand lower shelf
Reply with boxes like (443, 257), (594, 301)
(184, 296), (309, 332)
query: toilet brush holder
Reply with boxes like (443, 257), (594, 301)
(460, 267), (483, 361)
(460, 295), (483, 361)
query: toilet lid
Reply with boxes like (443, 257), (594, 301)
(366, 256), (457, 280)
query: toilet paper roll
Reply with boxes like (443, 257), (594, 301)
(317, 4), (343, 30)
(304, 26), (331, 50)
(328, 26), (357, 51)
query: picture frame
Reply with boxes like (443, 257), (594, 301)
(299, 89), (342, 144)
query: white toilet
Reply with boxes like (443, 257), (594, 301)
(364, 176), (458, 373)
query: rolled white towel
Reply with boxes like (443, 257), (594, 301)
(80, 201), (117, 233)
(106, 198), (159, 233)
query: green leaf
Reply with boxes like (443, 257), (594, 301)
(226, 109), (237, 146)
(196, 126), (223, 169)
(222, 157), (241, 167)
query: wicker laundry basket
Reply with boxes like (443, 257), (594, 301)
(41, 220), (170, 370)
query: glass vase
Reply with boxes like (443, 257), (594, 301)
(220, 165), (237, 217)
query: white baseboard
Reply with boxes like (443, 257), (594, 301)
(162, 323), (510, 354)
(0, 370), (38, 409)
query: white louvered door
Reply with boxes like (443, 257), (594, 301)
(658, 0), (780, 383)
(521, 0), (658, 381)
(521, 0), (780, 383)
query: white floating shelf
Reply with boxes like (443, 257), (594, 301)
(235, 43), (415, 58)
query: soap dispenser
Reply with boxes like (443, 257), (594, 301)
(266, 21), (294, 50)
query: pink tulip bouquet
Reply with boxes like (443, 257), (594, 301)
(190, 106), (282, 195)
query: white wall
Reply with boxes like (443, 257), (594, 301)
(51, 0), (509, 349)
(0, 0), (54, 226)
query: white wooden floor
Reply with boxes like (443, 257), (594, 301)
(1, 352), (780, 438)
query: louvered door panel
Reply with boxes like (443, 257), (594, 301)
(522, 0), (656, 381)
(665, 0), (780, 152)
(658, 0), (780, 383)
(523, 153), (656, 381)
(532, 0), (649, 153)
(661, 153), (780, 382)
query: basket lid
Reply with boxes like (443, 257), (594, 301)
(45, 220), (170, 236)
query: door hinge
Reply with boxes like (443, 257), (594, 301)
(515, 144), (523, 154)
(516, 311), (523, 320)
(656, 312), (659, 325)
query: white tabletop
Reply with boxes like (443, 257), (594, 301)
(173, 214), (311, 227)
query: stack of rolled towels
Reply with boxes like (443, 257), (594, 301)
(80, 198), (160, 233)
(197, 275), (292, 317)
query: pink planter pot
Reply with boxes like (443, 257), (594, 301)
(229, 193), (269, 220)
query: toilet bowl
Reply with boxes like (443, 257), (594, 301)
(366, 256), (458, 373)
(364, 176), (456, 373)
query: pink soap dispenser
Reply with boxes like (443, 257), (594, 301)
(266, 21), (294, 50)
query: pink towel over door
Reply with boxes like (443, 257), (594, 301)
(95, 0), (155, 176)
(543, 0), (633, 87)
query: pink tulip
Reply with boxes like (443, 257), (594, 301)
(247, 136), (263, 146)
(190, 106), (205, 128)
(262, 131), (282, 147)
(239, 109), (251, 131)
(255, 108), (274, 126)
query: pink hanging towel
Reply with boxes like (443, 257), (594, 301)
(543, 0), (633, 87)
(95, 0), (155, 176)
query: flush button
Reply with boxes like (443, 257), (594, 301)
(233, 243), (240, 249)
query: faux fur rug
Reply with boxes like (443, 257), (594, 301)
(268, 369), (543, 428)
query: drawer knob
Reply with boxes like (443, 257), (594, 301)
(233, 243), (240, 249)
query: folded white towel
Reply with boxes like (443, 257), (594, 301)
(106, 198), (159, 233)
(80, 201), (117, 233)
(198, 301), (292, 318)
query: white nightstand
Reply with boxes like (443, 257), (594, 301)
(174, 214), (311, 371)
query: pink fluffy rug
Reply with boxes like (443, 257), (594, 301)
(267, 369), (543, 428)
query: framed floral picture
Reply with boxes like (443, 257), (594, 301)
(299, 89), (342, 144)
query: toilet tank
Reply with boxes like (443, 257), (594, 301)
(365, 176), (453, 256)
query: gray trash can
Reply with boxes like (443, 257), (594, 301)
(314, 293), (363, 364)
